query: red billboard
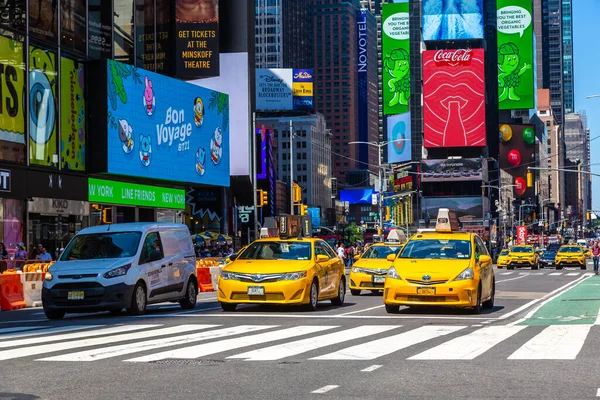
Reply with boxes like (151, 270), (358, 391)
(423, 49), (486, 148)
(516, 226), (528, 245)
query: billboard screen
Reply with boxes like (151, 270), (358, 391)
(422, 0), (484, 41)
(105, 59), (230, 186)
(393, 164), (418, 193)
(499, 124), (535, 198)
(421, 158), (485, 182)
(175, 0), (220, 78)
(497, 0), (534, 110)
(60, 57), (86, 171)
(256, 69), (313, 111)
(386, 113), (411, 163)
(340, 188), (377, 205)
(422, 196), (483, 220)
(382, 2), (410, 115)
(423, 48), (486, 148)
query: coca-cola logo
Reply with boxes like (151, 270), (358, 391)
(433, 49), (472, 64)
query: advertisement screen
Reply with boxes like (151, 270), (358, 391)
(423, 48), (486, 148)
(89, 178), (185, 210)
(60, 57), (85, 171)
(422, 196), (483, 220)
(105, 59), (230, 186)
(386, 112), (411, 164)
(499, 124), (535, 198)
(29, 47), (57, 167)
(421, 159), (484, 182)
(175, 0), (220, 78)
(393, 164), (417, 193)
(292, 69), (313, 110)
(256, 68), (313, 111)
(422, 0), (484, 41)
(340, 188), (377, 205)
(0, 35), (25, 163)
(497, 0), (534, 110)
(382, 2), (410, 116)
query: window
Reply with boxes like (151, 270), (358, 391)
(474, 237), (488, 257)
(135, 0), (155, 70)
(61, 232), (143, 260)
(114, 0), (134, 65)
(88, 0), (113, 59)
(140, 232), (164, 263)
(30, 0), (58, 45)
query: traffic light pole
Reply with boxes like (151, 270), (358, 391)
(252, 113), (258, 240)
(290, 120), (294, 215)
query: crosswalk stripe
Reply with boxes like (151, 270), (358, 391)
(408, 325), (527, 360)
(566, 272), (580, 276)
(311, 325), (465, 361)
(39, 325), (272, 362)
(0, 324), (172, 361)
(229, 325), (399, 361)
(0, 325), (102, 341)
(549, 272), (562, 276)
(499, 272), (514, 275)
(508, 325), (592, 360)
(0, 326), (47, 335)
(531, 272), (544, 276)
(125, 325), (337, 363)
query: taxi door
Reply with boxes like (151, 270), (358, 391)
(321, 241), (344, 294)
(314, 242), (336, 297)
(474, 236), (492, 299)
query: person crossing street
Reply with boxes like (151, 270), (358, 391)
(592, 241), (600, 275)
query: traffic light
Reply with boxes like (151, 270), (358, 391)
(300, 204), (308, 216)
(293, 183), (302, 203)
(526, 171), (533, 188)
(587, 212), (591, 221)
(385, 206), (391, 222)
(102, 207), (112, 224)
(257, 190), (268, 207)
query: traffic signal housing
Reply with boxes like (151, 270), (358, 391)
(102, 207), (112, 224)
(257, 189), (268, 207)
(293, 183), (302, 203)
(300, 204), (308, 216)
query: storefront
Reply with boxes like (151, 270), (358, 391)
(0, 167), (27, 257)
(88, 178), (186, 225)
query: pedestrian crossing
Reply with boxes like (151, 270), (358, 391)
(2, 322), (600, 363)
(497, 270), (594, 277)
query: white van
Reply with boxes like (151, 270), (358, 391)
(42, 223), (197, 320)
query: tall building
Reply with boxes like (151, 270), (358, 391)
(563, 113), (589, 225)
(561, 0), (575, 115)
(255, 0), (283, 68)
(313, 0), (379, 184)
(282, 0), (314, 69)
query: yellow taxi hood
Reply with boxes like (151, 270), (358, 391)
(353, 259), (393, 268)
(223, 260), (314, 274)
(394, 259), (471, 281)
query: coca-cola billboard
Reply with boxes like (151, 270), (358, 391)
(516, 226), (528, 245)
(423, 49), (486, 148)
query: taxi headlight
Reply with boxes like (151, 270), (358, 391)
(454, 267), (474, 281)
(103, 264), (132, 279)
(281, 271), (307, 281)
(220, 271), (237, 280)
(387, 267), (401, 280)
(44, 272), (53, 281)
(351, 267), (367, 274)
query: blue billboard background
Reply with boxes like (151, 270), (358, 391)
(340, 188), (377, 205)
(386, 112), (411, 164)
(422, 0), (484, 41)
(105, 60), (230, 186)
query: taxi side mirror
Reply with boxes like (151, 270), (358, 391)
(229, 254), (238, 262)
(478, 255), (491, 264)
(354, 255), (360, 260)
(316, 254), (330, 263)
(386, 254), (396, 262)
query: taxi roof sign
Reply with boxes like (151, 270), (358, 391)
(385, 229), (406, 244)
(435, 208), (460, 233)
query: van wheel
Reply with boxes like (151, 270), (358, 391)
(179, 279), (198, 310)
(220, 302), (237, 312)
(128, 282), (147, 315)
(44, 308), (65, 320)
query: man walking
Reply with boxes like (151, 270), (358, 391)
(592, 241), (600, 275)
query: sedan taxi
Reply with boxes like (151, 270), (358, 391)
(554, 245), (586, 270)
(383, 208), (495, 314)
(218, 238), (346, 311)
(507, 245), (538, 270)
(496, 249), (510, 268)
(349, 236), (404, 296)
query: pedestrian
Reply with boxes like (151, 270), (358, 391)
(592, 241), (600, 275)
(37, 247), (53, 262)
(0, 242), (7, 260)
(336, 243), (345, 262)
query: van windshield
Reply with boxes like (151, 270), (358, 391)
(60, 232), (142, 260)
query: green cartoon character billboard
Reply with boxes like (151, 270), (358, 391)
(497, 0), (534, 110)
(382, 2), (410, 116)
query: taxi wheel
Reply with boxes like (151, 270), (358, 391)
(331, 277), (346, 306)
(472, 283), (482, 314)
(385, 304), (399, 314)
(581, 264), (587, 270)
(128, 282), (147, 315)
(220, 302), (237, 312)
(179, 279), (198, 310)
(350, 289), (361, 296)
(483, 280), (495, 310)
(507, 266), (514, 270)
(305, 279), (319, 311)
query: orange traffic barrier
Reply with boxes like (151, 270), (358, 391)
(0, 273), (26, 311)
(196, 266), (215, 292)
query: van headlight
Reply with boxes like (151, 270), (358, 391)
(454, 267), (474, 281)
(281, 271), (307, 281)
(44, 272), (53, 281)
(103, 264), (132, 279)
(387, 267), (401, 280)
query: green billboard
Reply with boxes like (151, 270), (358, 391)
(497, 0), (534, 110)
(382, 2), (410, 116)
(88, 178), (186, 209)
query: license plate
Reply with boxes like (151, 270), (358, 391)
(67, 291), (84, 300)
(417, 287), (435, 296)
(247, 286), (265, 296)
(373, 275), (386, 284)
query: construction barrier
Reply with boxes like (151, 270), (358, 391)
(209, 266), (221, 290)
(0, 260), (55, 274)
(0, 272), (26, 311)
(196, 265), (215, 292)
(20, 273), (44, 307)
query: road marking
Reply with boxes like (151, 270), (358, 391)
(126, 325), (337, 363)
(39, 325), (271, 362)
(0, 326), (46, 335)
(0, 324), (169, 360)
(336, 305), (385, 316)
(566, 272), (580, 276)
(596, 388), (600, 397)
(312, 325), (464, 361)
(497, 275), (528, 283)
(175, 313), (494, 321)
(508, 325), (591, 360)
(0, 325), (100, 341)
(0, 319), (49, 325)
(499, 272), (514, 275)
(361, 365), (382, 372)
(409, 326), (527, 360)
(549, 272), (562, 276)
(311, 385), (339, 394)
(531, 272), (544, 276)
(230, 325), (398, 361)
(518, 272), (530, 275)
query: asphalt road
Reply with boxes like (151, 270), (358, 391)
(0, 263), (599, 400)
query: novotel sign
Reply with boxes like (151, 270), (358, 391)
(357, 9), (368, 73)
(433, 49), (473, 64)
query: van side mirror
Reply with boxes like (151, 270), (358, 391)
(386, 254), (396, 262)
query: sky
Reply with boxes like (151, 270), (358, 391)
(572, 0), (600, 209)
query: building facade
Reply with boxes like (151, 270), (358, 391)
(255, 0), (284, 68)
(282, 0), (314, 69)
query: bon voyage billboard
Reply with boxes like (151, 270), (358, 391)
(423, 48), (486, 148)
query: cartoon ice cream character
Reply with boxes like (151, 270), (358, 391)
(139, 134), (152, 167)
(384, 48), (410, 108)
(196, 147), (206, 176)
(193, 97), (204, 127)
(498, 42), (532, 103)
(143, 76), (156, 116)
(118, 119), (134, 154)
(210, 126), (223, 165)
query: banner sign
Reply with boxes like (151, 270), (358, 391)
(60, 57), (86, 171)
(0, 36), (26, 160)
(382, 2), (410, 115)
(357, 8), (369, 166)
(386, 113), (411, 164)
(89, 178), (185, 209)
(423, 49), (486, 148)
(421, 159), (485, 182)
(497, 0), (534, 110)
(516, 225), (528, 244)
(423, 0), (484, 41)
(256, 69), (313, 111)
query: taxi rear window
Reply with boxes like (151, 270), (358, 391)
(238, 242), (311, 261)
(511, 247), (533, 253)
(399, 239), (471, 259)
(361, 246), (402, 259)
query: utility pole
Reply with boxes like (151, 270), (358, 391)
(252, 113), (258, 240)
(378, 146), (384, 236)
(289, 120), (294, 215)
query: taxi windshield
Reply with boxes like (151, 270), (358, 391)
(500, 250), (509, 256)
(238, 241), (312, 261)
(361, 246), (402, 259)
(511, 247), (532, 253)
(559, 246), (582, 253)
(399, 239), (471, 259)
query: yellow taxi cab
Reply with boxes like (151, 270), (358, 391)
(507, 245), (539, 270)
(383, 208), (494, 314)
(496, 249), (510, 268)
(554, 245), (586, 270)
(349, 230), (405, 296)
(218, 237), (345, 311)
